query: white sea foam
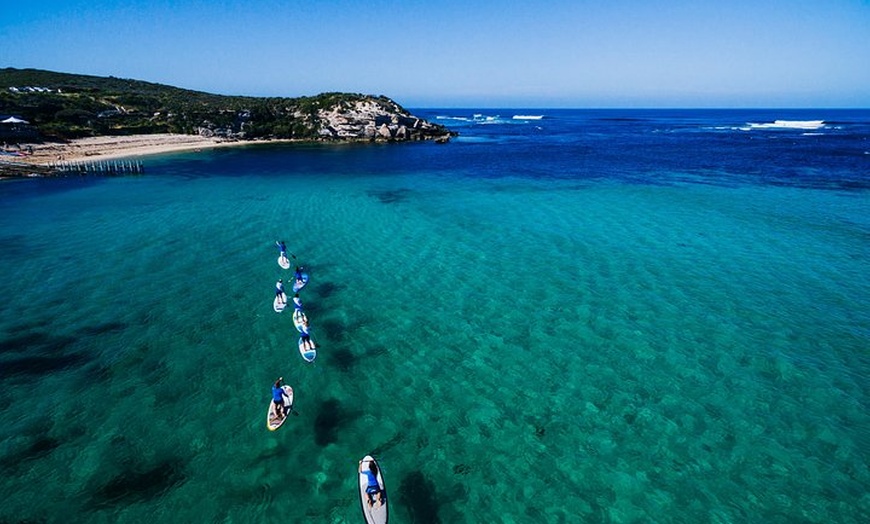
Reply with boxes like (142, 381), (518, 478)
(746, 120), (825, 130)
(512, 115), (544, 120)
(436, 114), (517, 125)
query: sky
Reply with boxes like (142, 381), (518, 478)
(2, 0), (869, 108)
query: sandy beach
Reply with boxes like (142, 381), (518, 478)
(6, 134), (289, 165)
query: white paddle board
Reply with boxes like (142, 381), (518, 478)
(266, 385), (294, 431)
(293, 309), (310, 334)
(358, 455), (388, 524)
(273, 292), (287, 313)
(278, 255), (291, 269)
(298, 337), (316, 363)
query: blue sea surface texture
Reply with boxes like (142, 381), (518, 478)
(1, 109), (868, 523)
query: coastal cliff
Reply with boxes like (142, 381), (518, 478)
(0, 68), (454, 143)
(312, 95), (447, 141)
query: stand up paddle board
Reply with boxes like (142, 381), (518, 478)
(293, 309), (310, 334)
(358, 455), (388, 524)
(298, 337), (317, 363)
(292, 272), (309, 292)
(273, 292), (287, 313)
(266, 385), (294, 431)
(278, 255), (291, 269)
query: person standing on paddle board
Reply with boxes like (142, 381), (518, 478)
(300, 332), (316, 351)
(275, 279), (285, 304)
(276, 241), (287, 258)
(359, 459), (385, 507)
(293, 293), (303, 310)
(294, 266), (304, 285)
(272, 377), (287, 418)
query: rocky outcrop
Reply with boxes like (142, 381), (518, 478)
(313, 97), (454, 143)
(0, 68), (457, 143)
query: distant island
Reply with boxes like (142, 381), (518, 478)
(0, 68), (454, 144)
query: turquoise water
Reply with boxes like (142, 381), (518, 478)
(2, 110), (869, 523)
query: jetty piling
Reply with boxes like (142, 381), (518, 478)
(1, 159), (144, 178)
(47, 159), (145, 176)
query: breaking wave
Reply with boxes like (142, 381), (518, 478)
(435, 114), (532, 126)
(743, 120), (826, 131)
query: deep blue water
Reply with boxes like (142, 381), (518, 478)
(1, 109), (868, 523)
(420, 109), (870, 190)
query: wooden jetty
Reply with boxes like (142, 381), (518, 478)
(0, 159), (144, 178)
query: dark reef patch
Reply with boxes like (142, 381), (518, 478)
(89, 457), (187, 508)
(0, 233), (33, 258)
(329, 346), (356, 372)
(0, 436), (62, 472)
(314, 281), (344, 299)
(77, 321), (128, 337)
(367, 188), (412, 204)
(0, 353), (88, 379)
(4, 319), (52, 335)
(0, 332), (77, 355)
(313, 398), (356, 447)
(398, 470), (441, 524)
(318, 318), (346, 342)
(22, 437), (62, 461)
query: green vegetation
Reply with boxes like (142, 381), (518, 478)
(0, 68), (431, 141)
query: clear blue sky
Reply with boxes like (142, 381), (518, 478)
(3, 0), (869, 107)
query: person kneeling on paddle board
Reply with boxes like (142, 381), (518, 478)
(275, 279), (285, 304)
(360, 459), (385, 507)
(272, 377), (286, 418)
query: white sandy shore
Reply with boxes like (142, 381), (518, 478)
(8, 134), (294, 165)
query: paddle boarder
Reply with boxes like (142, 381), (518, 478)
(300, 332), (316, 352)
(293, 292), (303, 310)
(272, 377), (287, 419)
(359, 459), (385, 507)
(276, 279), (285, 304)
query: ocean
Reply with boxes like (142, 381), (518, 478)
(1, 109), (868, 523)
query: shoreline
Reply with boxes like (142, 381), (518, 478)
(3, 134), (298, 166)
